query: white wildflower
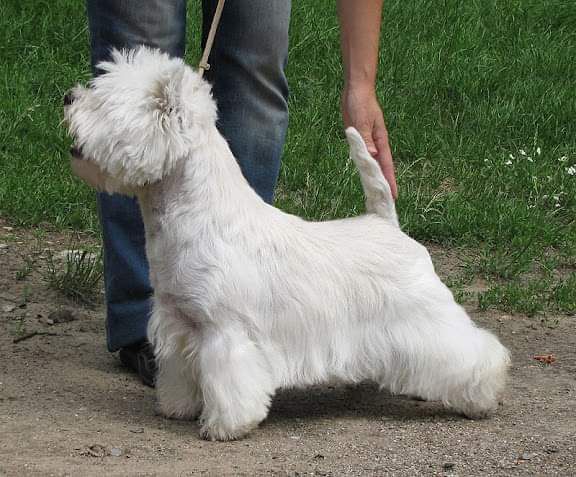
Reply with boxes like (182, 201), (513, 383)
(527, 157), (533, 162)
(509, 154), (515, 160)
(559, 156), (568, 162)
(567, 166), (576, 176)
(505, 160), (513, 166)
(536, 147), (541, 155)
(519, 149), (526, 156)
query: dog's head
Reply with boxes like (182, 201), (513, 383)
(64, 47), (216, 194)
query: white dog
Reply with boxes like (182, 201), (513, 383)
(65, 47), (510, 441)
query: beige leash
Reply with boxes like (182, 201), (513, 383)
(198, 0), (226, 77)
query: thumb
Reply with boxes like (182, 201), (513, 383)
(358, 126), (378, 157)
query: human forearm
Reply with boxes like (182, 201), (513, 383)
(337, 0), (383, 92)
(336, 0), (397, 198)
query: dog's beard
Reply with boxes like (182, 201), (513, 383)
(71, 157), (108, 190)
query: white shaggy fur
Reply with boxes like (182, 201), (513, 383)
(65, 47), (510, 441)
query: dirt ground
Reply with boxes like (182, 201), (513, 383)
(0, 219), (575, 477)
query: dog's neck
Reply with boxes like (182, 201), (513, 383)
(137, 124), (270, 240)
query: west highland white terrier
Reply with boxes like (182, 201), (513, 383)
(65, 47), (510, 441)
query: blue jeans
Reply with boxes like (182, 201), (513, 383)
(87, 0), (291, 351)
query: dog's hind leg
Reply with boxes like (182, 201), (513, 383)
(198, 321), (274, 441)
(375, 305), (510, 419)
(345, 127), (399, 227)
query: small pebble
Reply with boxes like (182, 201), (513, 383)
(48, 308), (78, 324)
(110, 447), (122, 457)
(2, 304), (16, 313)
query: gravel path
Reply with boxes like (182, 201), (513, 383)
(1, 222), (574, 476)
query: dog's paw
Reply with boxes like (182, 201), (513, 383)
(199, 420), (257, 441)
(156, 399), (202, 421)
(452, 399), (499, 420)
(198, 407), (266, 441)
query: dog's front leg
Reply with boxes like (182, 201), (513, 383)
(198, 323), (274, 441)
(155, 349), (203, 420)
(148, 306), (203, 420)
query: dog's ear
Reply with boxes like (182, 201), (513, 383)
(147, 61), (216, 148)
(151, 66), (186, 130)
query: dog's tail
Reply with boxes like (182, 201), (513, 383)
(345, 127), (399, 228)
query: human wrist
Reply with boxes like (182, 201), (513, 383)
(343, 80), (377, 98)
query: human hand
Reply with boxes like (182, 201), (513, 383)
(341, 86), (398, 199)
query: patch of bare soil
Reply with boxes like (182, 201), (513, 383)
(1, 218), (575, 476)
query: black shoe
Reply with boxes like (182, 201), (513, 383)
(119, 341), (156, 388)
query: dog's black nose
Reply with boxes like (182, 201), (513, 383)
(70, 146), (82, 158)
(64, 92), (74, 106)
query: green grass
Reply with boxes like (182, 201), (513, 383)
(478, 274), (576, 318)
(1, 0), (575, 316)
(42, 247), (103, 304)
